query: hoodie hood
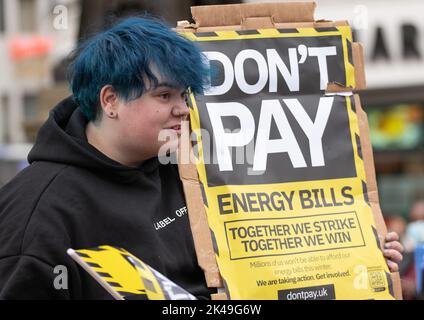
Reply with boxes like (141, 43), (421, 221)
(28, 96), (159, 182)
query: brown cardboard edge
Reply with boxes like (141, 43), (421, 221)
(242, 2), (316, 24)
(191, 4), (241, 28)
(211, 293), (228, 300)
(392, 272), (403, 300)
(180, 19), (349, 32)
(353, 43), (366, 90)
(178, 177), (223, 288)
(177, 122), (224, 290)
(354, 94), (403, 300)
(274, 20), (348, 28)
(191, 2), (316, 28)
(326, 82), (354, 93)
(179, 21), (349, 32)
(67, 249), (124, 300)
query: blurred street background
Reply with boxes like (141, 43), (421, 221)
(0, 0), (423, 299)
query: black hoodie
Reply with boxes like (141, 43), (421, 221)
(0, 97), (213, 300)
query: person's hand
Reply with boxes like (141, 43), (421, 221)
(383, 232), (404, 272)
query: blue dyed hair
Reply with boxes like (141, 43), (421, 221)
(68, 16), (210, 121)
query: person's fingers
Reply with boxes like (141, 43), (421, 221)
(384, 241), (404, 253)
(385, 232), (399, 242)
(384, 249), (403, 263)
(386, 259), (399, 273)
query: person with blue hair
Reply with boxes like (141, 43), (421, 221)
(0, 17), (213, 299)
(0, 15), (404, 300)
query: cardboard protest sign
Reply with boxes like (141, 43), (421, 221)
(176, 2), (402, 300)
(67, 246), (197, 300)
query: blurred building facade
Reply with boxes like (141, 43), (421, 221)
(0, 0), (79, 142)
(0, 0), (79, 184)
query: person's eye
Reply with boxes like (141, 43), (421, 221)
(159, 92), (170, 100)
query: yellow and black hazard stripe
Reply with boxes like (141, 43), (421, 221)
(209, 228), (219, 257)
(346, 96), (395, 298)
(199, 180), (208, 208)
(385, 271), (395, 297)
(118, 250), (166, 300)
(72, 246), (198, 300)
(191, 130), (200, 161)
(74, 247), (148, 299)
(221, 277), (231, 300)
(185, 26), (350, 40)
(350, 98), (370, 209)
(347, 96), (382, 276)
(345, 95), (370, 207)
(370, 228), (395, 297)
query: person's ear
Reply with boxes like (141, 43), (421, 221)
(100, 85), (119, 118)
